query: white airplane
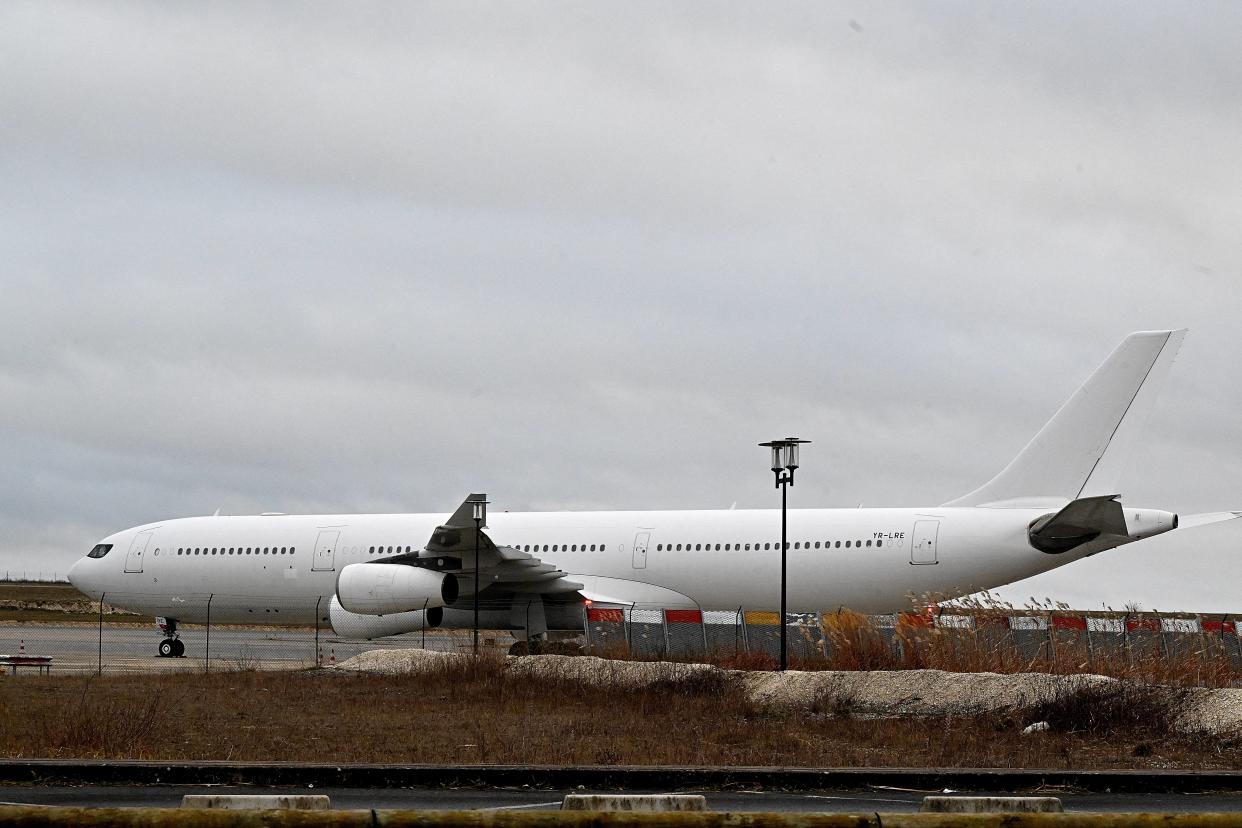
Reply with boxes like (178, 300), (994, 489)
(68, 330), (1234, 657)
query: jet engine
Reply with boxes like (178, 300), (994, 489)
(1124, 508), (1178, 540)
(1029, 495), (1178, 554)
(329, 594), (443, 639)
(335, 562), (458, 615)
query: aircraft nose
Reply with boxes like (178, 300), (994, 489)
(67, 558), (91, 594)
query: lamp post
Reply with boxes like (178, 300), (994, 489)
(758, 437), (810, 671)
(471, 497), (488, 656)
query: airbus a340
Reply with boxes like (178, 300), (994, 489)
(69, 330), (1237, 656)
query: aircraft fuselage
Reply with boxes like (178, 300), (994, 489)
(69, 505), (1081, 625)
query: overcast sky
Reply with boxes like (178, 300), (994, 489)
(3, 3), (1240, 608)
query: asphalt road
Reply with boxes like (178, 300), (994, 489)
(2, 786), (1242, 813)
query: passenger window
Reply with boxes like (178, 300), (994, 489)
(835, 541), (841, 548)
(877, 540), (883, 547)
(845, 541), (851, 548)
(866, 540), (873, 547)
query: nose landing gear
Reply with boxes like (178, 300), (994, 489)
(156, 616), (185, 657)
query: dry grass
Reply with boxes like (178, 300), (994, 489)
(2, 658), (1240, 769)
(622, 608), (1242, 691)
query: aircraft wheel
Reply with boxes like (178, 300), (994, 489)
(171, 639), (185, 657)
(158, 639), (175, 658)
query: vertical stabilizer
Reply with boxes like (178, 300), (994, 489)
(945, 330), (1185, 507)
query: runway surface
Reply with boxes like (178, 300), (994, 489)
(0, 622), (500, 673)
(3, 786), (1242, 813)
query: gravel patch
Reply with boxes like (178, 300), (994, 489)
(1179, 687), (1242, 734)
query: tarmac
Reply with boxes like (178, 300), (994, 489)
(5, 762), (1242, 798)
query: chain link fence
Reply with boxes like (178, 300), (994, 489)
(4, 593), (1241, 681)
(0, 593), (519, 675)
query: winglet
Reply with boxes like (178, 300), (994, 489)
(444, 493), (488, 527)
(946, 330), (1186, 507)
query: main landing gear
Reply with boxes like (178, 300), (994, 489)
(156, 616), (185, 658)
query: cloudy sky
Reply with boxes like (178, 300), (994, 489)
(3, 4), (1240, 607)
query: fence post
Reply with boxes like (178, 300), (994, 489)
(1046, 611), (1057, 668)
(314, 595), (323, 666)
(1158, 613), (1168, 661)
(1085, 616), (1094, 667)
(738, 607), (748, 655)
(893, 613), (905, 663)
(1230, 613), (1241, 669)
(582, 604), (592, 654)
(421, 598), (428, 650)
(97, 592), (105, 676)
(205, 594), (213, 673)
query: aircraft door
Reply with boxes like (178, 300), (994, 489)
(124, 531), (152, 573)
(312, 530), (340, 572)
(910, 520), (939, 565)
(632, 532), (651, 569)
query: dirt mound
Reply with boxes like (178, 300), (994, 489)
(742, 668), (1112, 717)
(334, 649), (1242, 736)
(507, 653), (717, 689)
(335, 648), (470, 674)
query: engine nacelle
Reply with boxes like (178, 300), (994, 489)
(1125, 508), (1178, 540)
(335, 562), (458, 616)
(329, 594), (443, 639)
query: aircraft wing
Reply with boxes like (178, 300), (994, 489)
(396, 494), (583, 596)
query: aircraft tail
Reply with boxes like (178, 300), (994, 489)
(945, 329), (1186, 507)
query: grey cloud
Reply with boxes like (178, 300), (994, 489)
(2, 3), (1240, 608)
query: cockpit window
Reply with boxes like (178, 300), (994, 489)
(87, 543), (113, 558)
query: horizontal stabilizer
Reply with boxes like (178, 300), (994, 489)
(1178, 511), (1242, 529)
